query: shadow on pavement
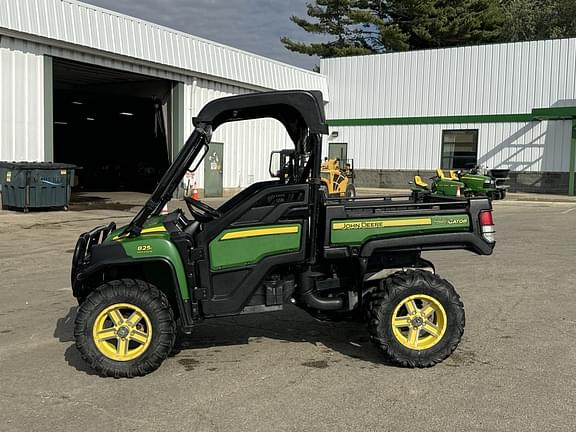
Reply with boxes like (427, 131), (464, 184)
(54, 306), (76, 342)
(54, 306), (101, 375)
(55, 304), (391, 376)
(175, 305), (389, 366)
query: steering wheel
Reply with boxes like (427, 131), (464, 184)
(184, 196), (222, 222)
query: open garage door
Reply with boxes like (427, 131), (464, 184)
(52, 59), (176, 192)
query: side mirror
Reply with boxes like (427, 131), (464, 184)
(269, 151), (281, 178)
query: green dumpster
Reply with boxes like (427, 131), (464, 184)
(0, 162), (77, 212)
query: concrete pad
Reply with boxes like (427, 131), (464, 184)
(0, 197), (575, 431)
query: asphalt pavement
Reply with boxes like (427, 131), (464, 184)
(0, 197), (575, 431)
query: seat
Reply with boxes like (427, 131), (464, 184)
(414, 175), (428, 188)
(449, 170), (459, 180)
(436, 169), (448, 179)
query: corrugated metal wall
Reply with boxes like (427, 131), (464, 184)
(322, 39), (576, 118)
(321, 39), (576, 172)
(0, 34), (297, 188)
(0, 0), (328, 189)
(0, 36), (45, 161)
(327, 120), (572, 172)
(0, 34), (192, 163)
(0, 0), (328, 95)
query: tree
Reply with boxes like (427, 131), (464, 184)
(501, 0), (576, 42)
(281, 0), (408, 59)
(379, 0), (505, 50)
(283, 0), (576, 64)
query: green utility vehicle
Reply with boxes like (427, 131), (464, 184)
(71, 91), (496, 377)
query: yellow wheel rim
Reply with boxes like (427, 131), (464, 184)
(391, 294), (447, 351)
(92, 303), (152, 362)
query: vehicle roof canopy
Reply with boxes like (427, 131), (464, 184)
(193, 90), (329, 144)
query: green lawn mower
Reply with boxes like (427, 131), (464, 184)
(412, 167), (509, 200)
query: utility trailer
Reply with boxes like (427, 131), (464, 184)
(71, 91), (495, 377)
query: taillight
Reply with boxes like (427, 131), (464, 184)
(479, 210), (495, 243)
(479, 210), (494, 226)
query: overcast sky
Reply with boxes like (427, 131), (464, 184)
(81, 0), (322, 70)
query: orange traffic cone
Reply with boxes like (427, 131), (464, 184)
(456, 186), (461, 197)
(192, 183), (199, 200)
(161, 203), (169, 215)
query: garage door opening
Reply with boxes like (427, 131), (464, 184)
(52, 59), (175, 192)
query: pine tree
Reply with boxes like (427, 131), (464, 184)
(380, 0), (505, 50)
(501, 0), (576, 42)
(281, 0), (407, 58)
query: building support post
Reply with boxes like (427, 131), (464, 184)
(171, 82), (185, 161)
(570, 119), (576, 196)
(43, 56), (54, 162)
(171, 81), (185, 198)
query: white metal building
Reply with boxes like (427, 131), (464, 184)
(321, 39), (576, 194)
(0, 0), (328, 195)
(2, 1), (575, 196)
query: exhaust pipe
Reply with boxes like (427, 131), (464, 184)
(297, 270), (343, 311)
(300, 290), (343, 310)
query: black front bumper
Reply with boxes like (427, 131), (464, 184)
(71, 222), (116, 297)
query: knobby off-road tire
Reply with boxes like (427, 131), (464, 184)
(74, 279), (176, 378)
(367, 270), (465, 368)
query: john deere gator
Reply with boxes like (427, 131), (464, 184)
(71, 91), (496, 377)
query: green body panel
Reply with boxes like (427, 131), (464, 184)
(433, 179), (465, 196)
(209, 224), (302, 271)
(460, 174), (493, 192)
(105, 216), (190, 300)
(330, 215), (470, 246)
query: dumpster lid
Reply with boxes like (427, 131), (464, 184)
(0, 161), (77, 170)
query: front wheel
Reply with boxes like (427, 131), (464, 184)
(366, 270), (464, 367)
(74, 279), (176, 377)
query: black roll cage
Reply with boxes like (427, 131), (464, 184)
(122, 90), (329, 238)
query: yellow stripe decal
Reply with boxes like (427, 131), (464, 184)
(221, 226), (300, 241)
(141, 226), (167, 234)
(113, 226), (166, 240)
(332, 218), (432, 230)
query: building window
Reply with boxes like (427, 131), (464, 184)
(441, 130), (478, 169)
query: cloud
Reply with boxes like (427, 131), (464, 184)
(81, 0), (323, 70)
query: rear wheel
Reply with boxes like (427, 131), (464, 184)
(367, 270), (464, 367)
(74, 279), (176, 377)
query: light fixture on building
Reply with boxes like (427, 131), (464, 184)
(86, 117), (95, 121)
(72, 101), (83, 105)
(120, 112), (134, 116)
(54, 121), (68, 125)
(330, 131), (339, 138)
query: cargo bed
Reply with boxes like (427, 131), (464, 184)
(322, 194), (495, 258)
